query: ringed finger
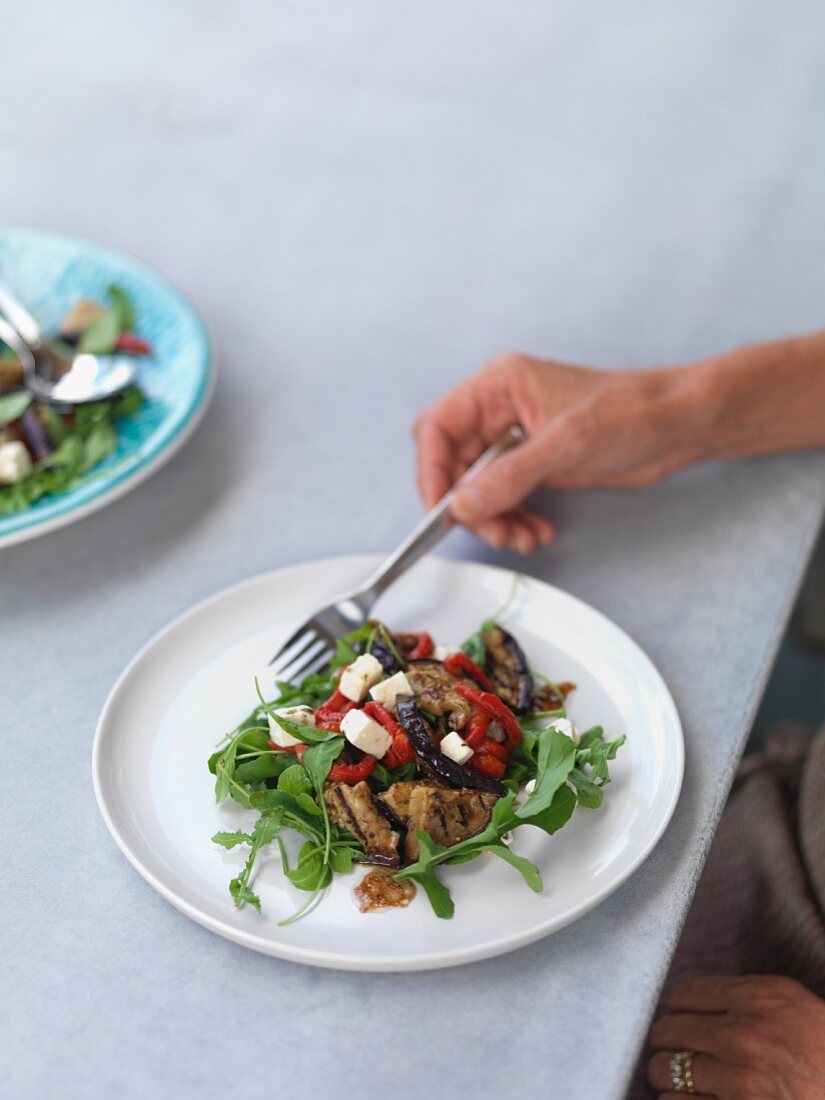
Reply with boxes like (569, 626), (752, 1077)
(647, 1050), (724, 1097)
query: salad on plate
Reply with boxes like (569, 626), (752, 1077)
(0, 284), (150, 514)
(209, 607), (626, 922)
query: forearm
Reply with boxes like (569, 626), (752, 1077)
(677, 331), (825, 464)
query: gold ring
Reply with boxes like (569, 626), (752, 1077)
(669, 1050), (696, 1094)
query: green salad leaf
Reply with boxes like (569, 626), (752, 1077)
(0, 391), (33, 427)
(0, 386), (145, 516)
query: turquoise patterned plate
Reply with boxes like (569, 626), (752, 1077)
(0, 229), (214, 549)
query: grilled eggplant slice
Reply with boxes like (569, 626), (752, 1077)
(369, 640), (401, 675)
(396, 695), (506, 797)
(483, 624), (533, 712)
(405, 659), (474, 731)
(378, 781), (498, 862)
(324, 781), (401, 867)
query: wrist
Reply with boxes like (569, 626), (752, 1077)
(684, 333), (825, 461)
(623, 364), (721, 474)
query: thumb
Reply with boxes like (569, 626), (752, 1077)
(450, 434), (550, 523)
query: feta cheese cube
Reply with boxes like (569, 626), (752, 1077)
(550, 717), (580, 745)
(369, 670), (413, 710)
(267, 705), (315, 748)
(341, 708), (393, 759)
(339, 653), (384, 702)
(433, 645), (460, 662)
(440, 730), (473, 765)
(0, 440), (32, 485)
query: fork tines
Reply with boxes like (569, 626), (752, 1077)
(269, 625), (334, 683)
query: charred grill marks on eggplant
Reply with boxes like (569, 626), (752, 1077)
(483, 624), (533, 712)
(324, 781), (401, 867)
(378, 782), (498, 863)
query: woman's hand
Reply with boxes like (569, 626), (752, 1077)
(413, 334), (825, 553)
(646, 974), (825, 1098)
(413, 353), (705, 553)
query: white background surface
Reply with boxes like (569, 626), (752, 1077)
(3, 3), (825, 1098)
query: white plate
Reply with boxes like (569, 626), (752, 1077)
(93, 555), (683, 971)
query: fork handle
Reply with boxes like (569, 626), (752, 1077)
(0, 275), (44, 350)
(361, 425), (525, 603)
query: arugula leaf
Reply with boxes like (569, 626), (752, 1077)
(113, 386), (144, 417)
(526, 783), (577, 834)
(516, 729), (576, 821)
(268, 670), (337, 710)
(329, 623), (374, 670)
(0, 391), (32, 428)
(233, 750), (292, 785)
(487, 844), (543, 892)
(39, 405), (69, 444)
(284, 841), (333, 892)
(249, 789), (325, 838)
(302, 739), (345, 793)
(329, 845), (355, 874)
(414, 867), (455, 919)
(303, 738), (345, 871)
(213, 735), (242, 804)
(211, 830), (252, 850)
(404, 833), (455, 919)
(575, 730), (627, 784)
(566, 768), (604, 809)
(107, 284), (136, 331)
(80, 422), (117, 472)
(277, 764), (313, 798)
(227, 813), (282, 910)
(78, 308), (120, 354)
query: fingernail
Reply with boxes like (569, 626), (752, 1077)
(515, 533), (533, 556)
(478, 522), (504, 549)
(453, 485), (485, 521)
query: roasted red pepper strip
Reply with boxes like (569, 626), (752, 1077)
(475, 738), (509, 762)
(466, 753), (506, 779)
(443, 651), (495, 692)
(314, 689), (357, 732)
(115, 331), (153, 355)
(329, 754), (376, 784)
(455, 685), (523, 750)
(363, 701), (415, 767)
(407, 632), (434, 660)
(464, 712), (492, 750)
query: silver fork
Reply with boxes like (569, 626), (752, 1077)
(268, 424), (525, 682)
(0, 274), (138, 404)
